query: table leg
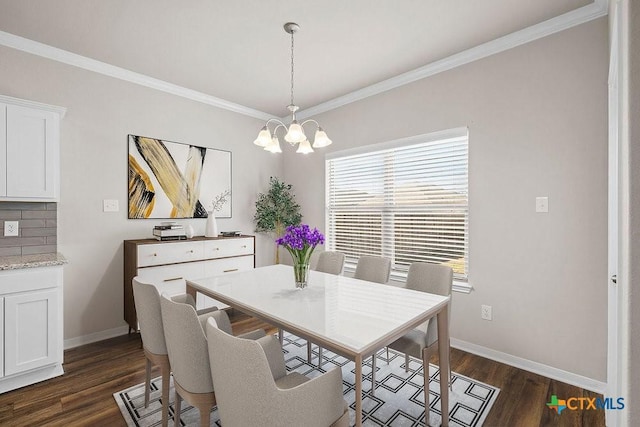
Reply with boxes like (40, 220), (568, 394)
(355, 354), (363, 426)
(437, 305), (450, 427)
(185, 284), (197, 304)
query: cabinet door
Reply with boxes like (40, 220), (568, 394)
(196, 256), (255, 311)
(0, 104), (6, 196)
(4, 289), (60, 376)
(6, 105), (58, 199)
(0, 297), (4, 378)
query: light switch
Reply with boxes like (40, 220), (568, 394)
(103, 199), (119, 212)
(535, 197), (549, 213)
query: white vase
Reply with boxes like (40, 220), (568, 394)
(205, 211), (218, 237)
(185, 224), (195, 239)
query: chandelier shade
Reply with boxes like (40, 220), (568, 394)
(254, 22), (332, 154)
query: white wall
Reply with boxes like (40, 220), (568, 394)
(0, 45), (283, 341)
(283, 19), (609, 382)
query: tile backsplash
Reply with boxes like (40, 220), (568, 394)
(0, 202), (57, 256)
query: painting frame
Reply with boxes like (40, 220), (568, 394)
(128, 134), (232, 219)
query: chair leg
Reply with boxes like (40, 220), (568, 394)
(422, 347), (430, 425)
(386, 347), (390, 364)
(161, 364), (170, 427)
(405, 353), (410, 373)
(174, 391), (181, 427)
(198, 404), (210, 427)
(371, 354), (376, 396)
(318, 347), (323, 368)
(279, 328), (284, 345)
(307, 341), (312, 363)
(144, 358), (151, 408)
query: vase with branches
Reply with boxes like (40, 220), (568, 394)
(254, 177), (302, 263)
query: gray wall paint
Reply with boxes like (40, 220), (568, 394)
(0, 45), (283, 341)
(283, 19), (609, 381)
(0, 202), (57, 256)
(626, 0), (639, 421)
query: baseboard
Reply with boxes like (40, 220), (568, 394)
(450, 338), (607, 395)
(64, 325), (131, 350)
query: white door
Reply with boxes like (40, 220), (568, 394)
(4, 289), (60, 376)
(606, 3), (621, 426)
(5, 105), (57, 199)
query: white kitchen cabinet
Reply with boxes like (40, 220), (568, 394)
(0, 95), (65, 202)
(4, 288), (59, 376)
(124, 236), (255, 332)
(0, 265), (64, 393)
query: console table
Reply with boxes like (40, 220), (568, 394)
(123, 235), (255, 333)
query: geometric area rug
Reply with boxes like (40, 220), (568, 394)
(114, 332), (499, 426)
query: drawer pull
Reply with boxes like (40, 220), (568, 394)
(241, 245), (247, 248)
(152, 253), (158, 257)
(188, 250), (194, 253)
(214, 247), (220, 251)
(163, 276), (184, 282)
(223, 269), (239, 273)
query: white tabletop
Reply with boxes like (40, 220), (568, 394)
(187, 264), (449, 357)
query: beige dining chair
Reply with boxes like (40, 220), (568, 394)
(386, 262), (453, 420)
(315, 251), (346, 275)
(305, 251), (346, 363)
(159, 294), (266, 427)
(205, 317), (350, 427)
(133, 278), (210, 427)
(353, 255), (391, 393)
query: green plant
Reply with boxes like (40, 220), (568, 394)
(254, 177), (302, 263)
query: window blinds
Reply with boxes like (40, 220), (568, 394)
(326, 130), (468, 281)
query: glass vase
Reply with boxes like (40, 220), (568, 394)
(293, 263), (310, 289)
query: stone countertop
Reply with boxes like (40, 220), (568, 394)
(0, 253), (68, 271)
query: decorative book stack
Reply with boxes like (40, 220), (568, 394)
(153, 222), (187, 241)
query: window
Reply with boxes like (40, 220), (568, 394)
(325, 127), (468, 282)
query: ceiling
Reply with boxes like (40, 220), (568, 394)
(0, 0), (596, 117)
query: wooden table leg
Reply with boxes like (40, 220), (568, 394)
(355, 354), (363, 426)
(185, 283), (197, 307)
(437, 305), (450, 427)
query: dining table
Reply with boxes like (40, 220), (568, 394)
(186, 264), (450, 426)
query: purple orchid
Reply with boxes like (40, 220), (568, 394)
(276, 224), (325, 265)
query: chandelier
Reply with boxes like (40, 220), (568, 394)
(253, 22), (332, 154)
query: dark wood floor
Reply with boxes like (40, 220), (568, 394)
(0, 312), (605, 427)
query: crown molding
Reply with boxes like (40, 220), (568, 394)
(0, 1), (608, 122)
(295, 0), (609, 120)
(0, 30), (273, 121)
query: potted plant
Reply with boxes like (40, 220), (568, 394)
(254, 177), (302, 263)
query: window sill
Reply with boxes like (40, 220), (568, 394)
(453, 280), (473, 294)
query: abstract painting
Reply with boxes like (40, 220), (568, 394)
(128, 135), (231, 219)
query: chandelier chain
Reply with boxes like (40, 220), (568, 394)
(290, 29), (295, 108)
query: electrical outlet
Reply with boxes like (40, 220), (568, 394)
(481, 305), (492, 321)
(4, 220), (19, 237)
(536, 196), (549, 213)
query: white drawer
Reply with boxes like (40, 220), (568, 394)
(203, 237), (253, 259)
(202, 255), (254, 276)
(195, 256), (254, 311)
(136, 261), (205, 296)
(137, 241), (204, 267)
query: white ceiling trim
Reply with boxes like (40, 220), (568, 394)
(0, 0), (607, 122)
(0, 30), (273, 121)
(295, 0), (609, 120)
